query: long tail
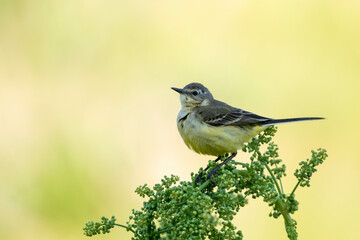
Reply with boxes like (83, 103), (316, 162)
(261, 117), (324, 127)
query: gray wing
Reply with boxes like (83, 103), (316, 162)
(196, 101), (272, 127)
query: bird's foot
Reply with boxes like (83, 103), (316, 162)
(195, 155), (228, 186)
(195, 173), (205, 185)
(207, 169), (219, 183)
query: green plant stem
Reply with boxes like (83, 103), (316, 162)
(238, 161), (297, 240)
(265, 162), (297, 239)
(290, 180), (301, 197)
(115, 223), (141, 238)
(275, 163), (285, 194)
(158, 227), (174, 234)
(198, 179), (211, 191)
(115, 224), (136, 235)
(279, 178), (284, 194)
(264, 163), (282, 195)
(275, 198), (297, 240)
(115, 224), (134, 232)
(233, 169), (248, 176)
(233, 161), (248, 167)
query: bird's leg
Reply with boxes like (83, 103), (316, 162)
(195, 155), (222, 184)
(208, 152), (237, 183)
(202, 156), (222, 172)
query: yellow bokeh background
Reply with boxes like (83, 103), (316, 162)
(1, 1), (359, 239)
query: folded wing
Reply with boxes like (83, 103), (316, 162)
(197, 101), (323, 127)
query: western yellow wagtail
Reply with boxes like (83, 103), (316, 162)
(172, 82), (323, 182)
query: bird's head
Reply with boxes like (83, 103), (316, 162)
(172, 82), (214, 109)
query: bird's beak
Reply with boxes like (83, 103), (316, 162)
(171, 87), (184, 94)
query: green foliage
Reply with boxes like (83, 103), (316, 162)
(293, 148), (328, 188)
(83, 216), (116, 237)
(83, 126), (327, 240)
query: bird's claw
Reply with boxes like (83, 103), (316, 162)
(195, 173), (204, 185)
(208, 171), (218, 184)
(196, 171), (218, 185)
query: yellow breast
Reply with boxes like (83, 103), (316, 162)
(177, 112), (265, 156)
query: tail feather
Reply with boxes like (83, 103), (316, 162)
(261, 117), (324, 127)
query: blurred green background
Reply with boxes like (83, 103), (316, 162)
(0, 0), (359, 239)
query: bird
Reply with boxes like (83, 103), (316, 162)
(171, 82), (323, 183)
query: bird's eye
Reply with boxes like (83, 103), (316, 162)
(192, 91), (198, 96)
